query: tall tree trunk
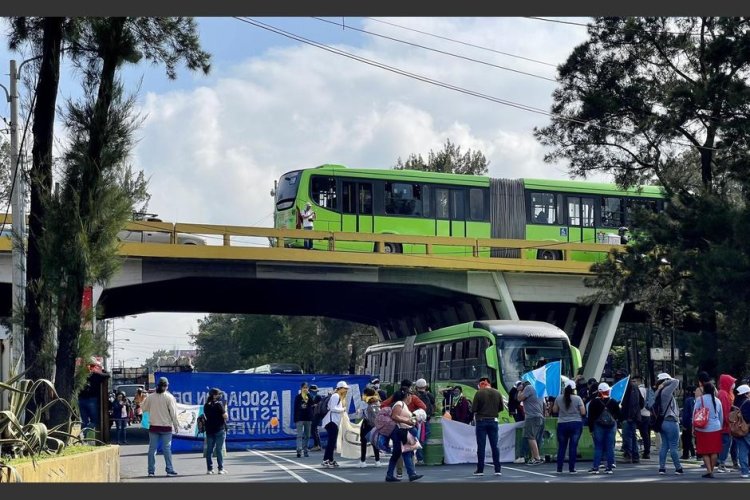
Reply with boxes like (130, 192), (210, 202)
(51, 18), (125, 425)
(25, 18), (63, 422)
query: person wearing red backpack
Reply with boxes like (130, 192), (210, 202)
(694, 382), (724, 478)
(731, 384), (750, 479)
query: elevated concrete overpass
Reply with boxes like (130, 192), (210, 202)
(0, 223), (631, 380)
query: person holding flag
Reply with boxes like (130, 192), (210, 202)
(587, 382), (622, 474)
(613, 370), (644, 463)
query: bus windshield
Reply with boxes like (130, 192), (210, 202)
(276, 171), (301, 210)
(496, 337), (573, 393)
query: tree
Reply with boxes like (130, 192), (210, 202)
(534, 17), (750, 374)
(7, 17), (67, 386)
(7, 17), (211, 425)
(0, 139), (11, 205)
(394, 139), (489, 175)
(192, 314), (379, 374)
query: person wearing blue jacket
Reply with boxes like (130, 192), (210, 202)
(680, 387), (696, 459)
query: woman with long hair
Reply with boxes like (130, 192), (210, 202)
(320, 381), (349, 468)
(385, 388), (423, 482)
(694, 382), (724, 478)
(553, 379), (586, 473)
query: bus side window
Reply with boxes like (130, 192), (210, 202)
(438, 343), (452, 379)
(310, 175), (337, 210)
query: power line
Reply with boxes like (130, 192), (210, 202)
(525, 16), (710, 38)
(365, 17), (558, 68)
(312, 17), (557, 82)
(234, 17), (720, 151)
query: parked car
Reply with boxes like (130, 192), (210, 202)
(117, 213), (206, 245)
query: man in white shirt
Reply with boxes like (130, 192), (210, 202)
(142, 377), (181, 477)
(301, 202), (315, 249)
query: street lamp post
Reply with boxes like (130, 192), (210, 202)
(109, 322), (134, 375)
(0, 58), (39, 400)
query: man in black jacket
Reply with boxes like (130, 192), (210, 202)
(619, 371), (644, 463)
(293, 382), (314, 458)
(308, 385), (322, 451)
(204, 387), (228, 475)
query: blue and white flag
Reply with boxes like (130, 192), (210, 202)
(520, 361), (562, 399)
(610, 375), (630, 402)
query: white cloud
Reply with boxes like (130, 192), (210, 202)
(115, 17), (591, 365)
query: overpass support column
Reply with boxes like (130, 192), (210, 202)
(582, 303), (624, 381)
(490, 272), (519, 320)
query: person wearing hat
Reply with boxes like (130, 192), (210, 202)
(308, 384), (323, 451)
(413, 378), (435, 465)
(471, 377), (504, 476)
(293, 382), (314, 459)
(203, 388), (228, 474)
(553, 379), (586, 473)
(732, 384), (750, 478)
(370, 378), (387, 401)
(141, 376), (181, 477)
(320, 381), (349, 468)
(652, 373), (684, 475)
(381, 379), (426, 478)
(300, 201), (316, 249)
(586, 382), (622, 474)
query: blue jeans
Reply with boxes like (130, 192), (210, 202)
(205, 430), (226, 472)
(79, 397), (99, 430)
(148, 431), (176, 475)
(475, 419), (501, 473)
(719, 432), (732, 464)
(114, 418), (128, 444)
(734, 435), (750, 476)
(303, 227), (313, 249)
(622, 420), (638, 458)
(556, 421), (583, 472)
(386, 428), (417, 480)
(592, 424), (616, 470)
(658, 420), (682, 471)
(296, 421), (311, 453)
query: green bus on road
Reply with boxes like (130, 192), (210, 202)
(363, 320), (599, 463)
(272, 164), (666, 260)
(362, 320), (581, 422)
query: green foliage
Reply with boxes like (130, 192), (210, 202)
(0, 139), (11, 205)
(536, 17), (750, 374)
(192, 314), (379, 374)
(0, 371), (83, 483)
(394, 139), (489, 175)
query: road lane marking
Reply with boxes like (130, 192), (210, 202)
(253, 450), (352, 483)
(250, 450), (307, 482)
(503, 466), (556, 477)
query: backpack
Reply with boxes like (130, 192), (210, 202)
(196, 414), (206, 434)
(364, 402), (381, 427)
(728, 401), (749, 438)
(596, 401), (616, 427)
(312, 394), (333, 422)
(374, 405), (397, 436)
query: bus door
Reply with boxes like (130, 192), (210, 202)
(435, 188), (467, 254)
(341, 181), (373, 251)
(567, 196), (596, 258)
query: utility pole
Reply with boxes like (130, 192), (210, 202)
(9, 59), (26, 376)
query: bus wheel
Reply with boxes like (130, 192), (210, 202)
(384, 243), (402, 254)
(537, 249), (561, 260)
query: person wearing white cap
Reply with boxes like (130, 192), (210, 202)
(413, 378), (435, 465)
(300, 201), (316, 249)
(730, 384), (750, 478)
(652, 373), (684, 475)
(320, 381), (349, 468)
(553, 379), (586, 473)
(586, 381), (622, 474)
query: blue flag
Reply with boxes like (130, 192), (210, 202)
(521, 361), (562, 399)
(610, 375), (630, 402)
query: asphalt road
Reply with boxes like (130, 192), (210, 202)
(116, 427), (749, 483)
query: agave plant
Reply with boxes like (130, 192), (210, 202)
(0, 370), (82, 482)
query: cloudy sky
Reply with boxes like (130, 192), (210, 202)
(1, 17), (591, 366)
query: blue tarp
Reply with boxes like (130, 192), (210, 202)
(155, 372), (372, 451)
